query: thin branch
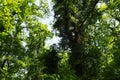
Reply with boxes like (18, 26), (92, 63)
(79, 0), (99, 28)
(1, 59), (7, 69)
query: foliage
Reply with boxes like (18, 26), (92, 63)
(42, 48), (60, 74)
(0, 0), (50, 79)
(53, 0), (120, 79)
(0, 0), (120, 80)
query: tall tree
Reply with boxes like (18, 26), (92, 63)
(53, 0), (120, 79)
(53, 0), (101, 78)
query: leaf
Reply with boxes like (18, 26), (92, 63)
(17, 60), (27, 67)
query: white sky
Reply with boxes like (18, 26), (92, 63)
(36, 0), (61, 47)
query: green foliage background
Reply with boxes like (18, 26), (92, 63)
(0, 0), (120, 80)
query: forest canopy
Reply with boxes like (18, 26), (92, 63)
(0, 0), (120, 80)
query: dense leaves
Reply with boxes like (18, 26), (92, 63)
(0, 0), (120, 80)
(53, 0), (120, 79)
(53, 0), (101, 78)
(0, 0), (50, 79)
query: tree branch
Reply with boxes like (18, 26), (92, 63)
(1, 59), (7, 69)
(79, 0), (99, 28)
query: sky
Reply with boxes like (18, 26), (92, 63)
(36, 0), (61, 47)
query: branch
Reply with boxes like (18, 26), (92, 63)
(79, 0), (99, 28)
(1, 59), (7, 69)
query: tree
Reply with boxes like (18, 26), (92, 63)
(0, 0), (50, 79)
(43, 46), (60, 74)
(1, 0), (120, 79)
(53, 0), (120, 79)
(53, 0), (101, 78)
